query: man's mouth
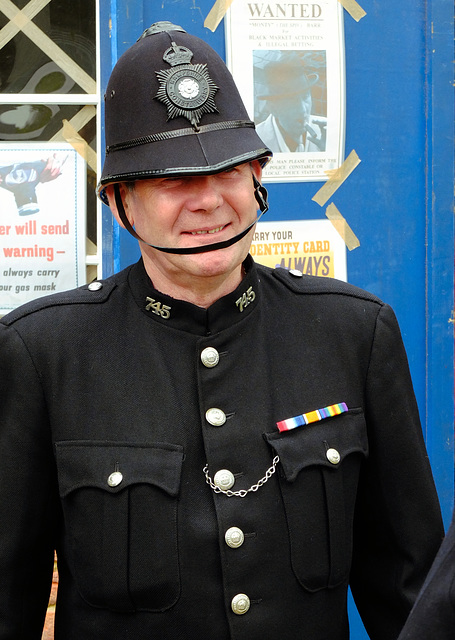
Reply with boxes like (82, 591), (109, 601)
(190, 224), (227, 235)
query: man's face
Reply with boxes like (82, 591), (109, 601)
(269, 91), (312, 141)
(110, 161), (262, 294)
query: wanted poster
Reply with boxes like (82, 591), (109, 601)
(226, 0), (345, 182)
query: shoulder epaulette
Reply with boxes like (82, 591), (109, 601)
(1, 279), (117, 326)
(271, 266), (383, 305)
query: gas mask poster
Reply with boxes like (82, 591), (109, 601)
(225, 0), (345, 182)
(0, 143), (86, 315)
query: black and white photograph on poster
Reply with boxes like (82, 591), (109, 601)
(225, 0), (345, 182)
(0, 142), (86, 315)
(254, 50), (327, 153)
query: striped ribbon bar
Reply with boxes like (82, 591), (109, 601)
(276, 402), (348, 433)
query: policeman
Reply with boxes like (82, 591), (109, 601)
(0, 21), (443, 640)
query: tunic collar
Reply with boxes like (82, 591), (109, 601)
(127, 255), (259, 336)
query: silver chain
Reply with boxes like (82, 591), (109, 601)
(203, 455), (280, 498)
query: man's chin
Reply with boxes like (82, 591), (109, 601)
(182, 246), (245, 277)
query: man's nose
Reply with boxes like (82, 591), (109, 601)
(185, 176), (224, 212)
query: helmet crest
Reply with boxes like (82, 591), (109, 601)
(155, 42), (218, 128)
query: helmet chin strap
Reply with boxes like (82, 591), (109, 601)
(113, 174), (269, 255)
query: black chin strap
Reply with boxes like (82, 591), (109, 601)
(113, 174), (269, 255)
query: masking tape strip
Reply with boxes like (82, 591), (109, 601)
(0, 0), (51, 48)
(0, 0), (41, 21)
(312, 150), (361, 207)
(51, 105), (97, 143)
(326, 203), (360, 251)
(62, 119), (97, 173)
(337, 0), (367, 22)
(51, 106), (96, 144)
(23, 22), (96, 93)
(204, 0), (235, 32)
(0, 19), (23, 49)
(0, 0), (95, 93)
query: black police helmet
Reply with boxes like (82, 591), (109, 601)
(98, 21), (272, 203)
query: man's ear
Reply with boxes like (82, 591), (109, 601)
(104, 183), (130, 229)
(251, 160), (269, 215)
(250, 159), (263, 183)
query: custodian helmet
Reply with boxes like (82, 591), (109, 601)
(98, 21), (272, 203)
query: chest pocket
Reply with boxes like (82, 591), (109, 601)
(264, 409), (367, 592)
(56, 441), (184, 612)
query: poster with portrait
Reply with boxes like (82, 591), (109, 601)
(225, 0), (345, 182)
(252, 219), (347, 280)
(0, 142), (86, 315)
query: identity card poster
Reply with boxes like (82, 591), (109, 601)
(251, 219), (347, 280)
(226, 0), (346, 182)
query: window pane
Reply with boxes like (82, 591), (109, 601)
(0, 0), (96, 94)
(0, 103), (90, 140)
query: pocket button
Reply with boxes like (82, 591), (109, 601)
(107, 471), (123, 487)
(326, 448), (341, 465)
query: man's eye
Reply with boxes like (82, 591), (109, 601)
(221, 167), (241, 177)
(161, 177), (183, 187)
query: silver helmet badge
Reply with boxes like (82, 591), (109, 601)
(155, 41), (218, 128)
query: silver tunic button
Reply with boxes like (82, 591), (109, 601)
(326, 448), (341, 465)
(225, 527), (245, 549)
(88, 281), (103, 291)
(214, 469), (235, 490)
(289, 269), (303, 277)
(201, 347), (220, 368)
(107, 471), (123, 487)
(231, 593), (250, 615)
(206, 408), (227, 427)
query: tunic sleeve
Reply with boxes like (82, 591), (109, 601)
(0, 322), (57, 638)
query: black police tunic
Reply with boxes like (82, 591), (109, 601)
(0, 256), (443, 639)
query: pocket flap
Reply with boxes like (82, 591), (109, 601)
(55, 441), (184, 497)
(264, 409), (367, 481)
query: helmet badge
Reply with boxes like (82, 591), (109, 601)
(155, 41), (218, 129)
